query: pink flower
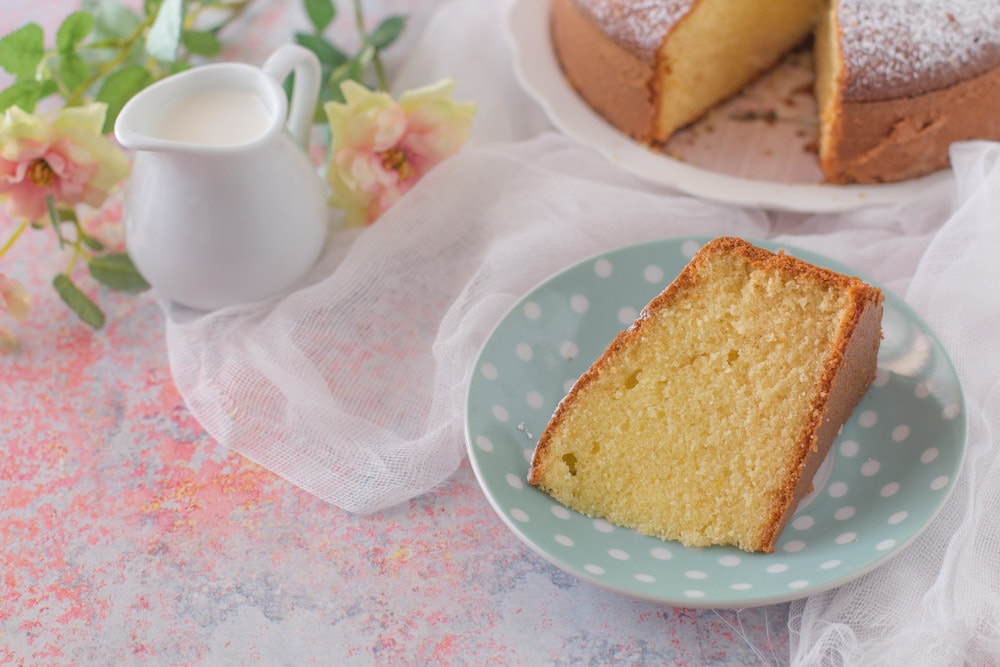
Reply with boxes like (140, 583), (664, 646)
(0, 104), (129, 223)
(325, 80), (476, 227)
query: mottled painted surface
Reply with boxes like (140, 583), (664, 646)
(0, 1), (792, 664)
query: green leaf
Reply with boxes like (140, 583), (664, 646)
(88, 253), (150, 292)
(0, 80), (43, 113)
(330, 57), (365, 93)
(53, 274), (105, 329)
(181, 29), (221, 57)
(46, 196), (67, 248)
(146, 0), (183, 62)
(58, 51), (89, 93)
(354, 43), (375, 69)
(80, 234), (104, 252)
(95, 64), (153, 133)
(294, 32), (347, 67)
(0, 23), (45, 77)
(368, 16), (406, 50)
(56, 11), (95, 53)
(168, 60), (191, 75)
(39, 78), (58, 98)
(303, 0), (336, 33)
(56, 208), (79, 224)
(85, 0), (142, 41)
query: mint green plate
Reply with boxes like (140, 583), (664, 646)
(465, 237), (966, 608)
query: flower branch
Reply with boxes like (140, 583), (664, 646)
(0, 0), (476, 347)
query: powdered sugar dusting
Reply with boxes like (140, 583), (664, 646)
(576, 0), (693, 61)
(838, 0), (1000, 101)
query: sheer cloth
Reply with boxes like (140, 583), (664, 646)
(165, 1), (1000, 663)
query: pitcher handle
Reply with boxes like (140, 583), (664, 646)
(263, 45), (321, 150)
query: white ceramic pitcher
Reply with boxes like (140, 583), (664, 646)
(115, 45), (330, 311)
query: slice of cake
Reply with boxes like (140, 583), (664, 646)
(528, 237), (883, 553)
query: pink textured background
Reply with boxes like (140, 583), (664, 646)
(0, 1), (792, 663)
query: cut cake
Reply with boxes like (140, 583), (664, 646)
(528, 237), (884, 553)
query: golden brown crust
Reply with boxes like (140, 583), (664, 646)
(550, 0), (660, 142)
(821, 63), (1000, 183)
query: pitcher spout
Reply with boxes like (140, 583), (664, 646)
(114, 62), (286, 154)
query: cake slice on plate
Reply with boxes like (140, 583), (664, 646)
(528, 237), (883, 553)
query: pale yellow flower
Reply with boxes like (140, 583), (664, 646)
(325, 80), (476, 226)
(0, 104), (129, 222)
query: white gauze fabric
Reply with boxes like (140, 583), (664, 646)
(164, 134), (770, 512)
(164, 0), (1000, 662)
(787, 142), (1000, 666)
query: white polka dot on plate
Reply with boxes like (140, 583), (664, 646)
(820, 560), (841, 570)
(942, 404), (961, 420)
(792, 516), (814, 530)
(618, 306), (638, 325)
(783, 540), (806, 553)
(515, 343), (533, 361)
(523, 449), (533, 463)
(875, 539), (896, 551)
(551, 505), (570, 519)
(584, 564), (605, 575)
(644, 265), (664, 283)
(858, 410), (878, 428)
(570, 294), (589, 313)
(718, 555), (741, 567)
(480, 363), (498, 380)
(835, 506), (856, 521)
(828, 481), (849, 498)
(915, 381), (932, 399)
(475, 436), (493, 452)
(730, 583), (752, 591)
(563, 378), (575, 393)
(931, 475), (949, 491)
(685, 570), (708, 580)
(840, 440), (860, 457)
(892, 425), (910, 442)
(861, 460), (881, 476)
(635, 574), (656, 583)
(881, 482), (900, 497)
(510, 509), (529, 522)
(835, 532), (857, 545)
(554, 534), (574, 547)
(684, 590), (706, 599)
(766, 564), (788, 574)
(492, 405), (509, 422)
(526, 391), (544, 409)
(593, 519), (615, 533)
(921, 448), (939, 464)
(560, 341), (579, 359)
(523, 302), (541, 320)
(788, 580), (810, 589)
(888, 511), (907, 525)
(505, 473), (523, 489)
(681, 240), (701, 258)
(594, 259), (613, 278)
(609, 548), (630, 561)
(650, 547), (673, 560)
(873, 368), (890, 387)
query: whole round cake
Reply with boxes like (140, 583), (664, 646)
(550, 0), (1000, 184)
